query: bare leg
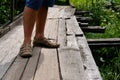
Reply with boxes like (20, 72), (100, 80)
(20, 6), (38, 58)
(23, 6), (38, 44)
(35, 7), (48, 39)
(33, 7), (60, 48)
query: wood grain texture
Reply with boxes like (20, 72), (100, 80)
(20, 47), (41, 80)
(48, 6), (75, 19)
(2, 56), (28, 80)
(71, 16), (83, 36)
(58, 19), (67, 47)
(34, 48), (60, 80)
(58, 19), (86, 80)
(66, 16), (83, 36)
(66, 19), (74, 35)
(34, 19), (60, 80)
(0, 16), (23, 79)
(77, 36), (102, 80)
(67, 35), (79, 50)
(58, 47), (86, 80)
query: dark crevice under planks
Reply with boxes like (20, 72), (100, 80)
(88, 38), (120, 47)
(0, 6), (102, 80)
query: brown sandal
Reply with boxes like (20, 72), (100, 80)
(33, 37), (60, 48)
(19, 43), (32, 58)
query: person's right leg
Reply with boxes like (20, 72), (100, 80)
(23, 7), (37, 44)
(19, 6), (37, 58)
(19, 0), (43, 58)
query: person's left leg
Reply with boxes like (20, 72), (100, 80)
(33, 7), (60, 48)
(34, 7), (48, 39)
(34, 0), (55, 39)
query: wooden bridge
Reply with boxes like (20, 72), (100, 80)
(0, 6), (102, 80)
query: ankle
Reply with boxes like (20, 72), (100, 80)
(34, 36), (44, 40)
(23, 40), (31, 44)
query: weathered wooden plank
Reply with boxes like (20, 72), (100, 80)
(66, 19), (80, 48)
(81, 26), (106, 33)
(34, 19), (60, 80)
(63, 7), (76, 18)
(54, 6), (75, 19)
(58, 47), (86, 80)
(76, 36), (102, 80)
(75, 10), (90, 15)
(20, 47), (41, 80)
(66, 19), (74, 35)
(66, 17), (83, 36)
(34, 48), (60, 80)
(58, 19), (86, 80)
(77, 17), (93, 23)
(48, 7), (61, 19)
(67, 35), (79, 50)
(88, 38), (120, 47)
(48, 19), (59, 39)
(66, 20), (82, 59)
(58, 19), (67, 47)
(78, 22), (89, 27)
(0, 17), (23, 62)
(89, 43), (120, 47)
(2, 56), (28, 80)
(48, 6), (75, 19)
(71, 16), (83, 36)
(88, 38), (120, 43)
(0, 16), (23, 79)
(44, 19), (52, 37)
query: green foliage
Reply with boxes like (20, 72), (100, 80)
(92, 47), (120, 80)
(70, 0), (94, 10)
(100, 64), (120, 80)
(0, 0), (25, 26)
(0, 1), (11, 26)
(85, 0), (120, 38)
(55, 0), (69, 5)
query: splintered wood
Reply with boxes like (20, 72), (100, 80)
(0, 6), (102, 80)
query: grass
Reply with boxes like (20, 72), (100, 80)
(92, 47), (120, 80)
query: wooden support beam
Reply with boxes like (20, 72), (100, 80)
(76, 17), (93, 23)
(75, 11), (90, 15)
(78, 22), (89, 27)
(87, 38), (120, 47)
(81, 26), (106, 33)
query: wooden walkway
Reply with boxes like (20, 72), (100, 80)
(0, 6), (102, 80)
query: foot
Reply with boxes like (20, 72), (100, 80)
(33, 37), (60, 48)
(19, 43), (32, 58)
